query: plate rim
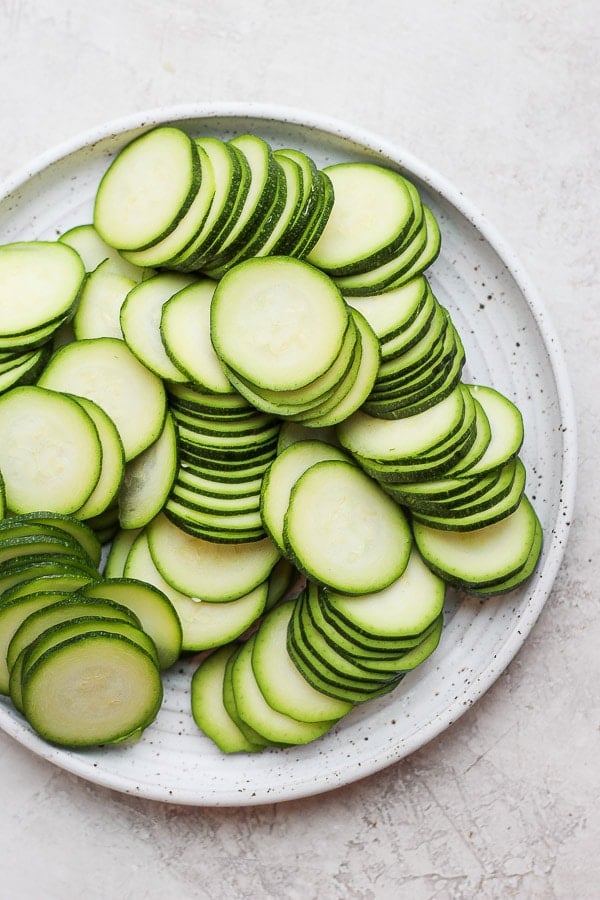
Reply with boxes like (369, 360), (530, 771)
(0, 102), (578, 805)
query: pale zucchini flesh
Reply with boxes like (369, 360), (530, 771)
(283, 459), (412, 594)
(22, 632), (163, 747)
(211, 256), (349, 392)
(0, 386), (102, 515)
(38, 337), (167, 460)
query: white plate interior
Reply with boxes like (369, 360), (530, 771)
(0, 104), (577, 806)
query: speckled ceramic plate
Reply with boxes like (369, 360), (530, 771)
(0, 103), (577, 806)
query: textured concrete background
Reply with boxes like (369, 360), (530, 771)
(0, 2), (597, 897)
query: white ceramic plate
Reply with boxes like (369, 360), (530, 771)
(0, 103), (577, 806)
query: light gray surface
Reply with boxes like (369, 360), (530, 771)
(0, 1), (596, 897)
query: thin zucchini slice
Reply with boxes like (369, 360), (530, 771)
(337, 384), (466, 461)
(324, 545), (445, 639)
(0, 241), (84, 337)
(260, 439), (351, 551)
(123, 530), (263, 652)
(146, 513), (280, 602)
(468, 518), (543, 597)
(0, 345), (52, 393)
(458, 384), (524, 474)
(103, 527), (141, 578)
(170, 138), (251, 271)
(283, 459), (412, 594)
(410, 457), (527, 531)
(59, 223), (154, 280)
(334, 206), (439, 296)
(0, 590), (74, 693)
(72, 259), (136, 341)
(38, 337), (167, 460)
(191, 645), (264, 753)
(412, 494), (540, 589)
(202, 134), (281, 270)
(166, 581), (267, 652)
(118, 410), (178, 530)
(211, 255), (349, 392)
(306, 162), (415, 275)
(6, 595), (141, 677)
(298, 309), (380, 427)
(251, 599), (353, 722)
(344, 276), (429, 340)
(21, 631), (163, 747)
(222, 645), (273, 748)
(0, 385), (102, 515)
(160, 279), (233, 394)
(120, 142), (216, 267)
(94, 125), (201, 251)
(75, 576), (182, 669)
(231, 634), (338, 745)
(69, 395), (126, 520)
(119, 272), (196, 381)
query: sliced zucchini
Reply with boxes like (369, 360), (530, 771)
(412, 494), (541, 589)
(0, 385), (102, 515)
(283, 459), (412, 594)
(38, 337), (167, 460)
(0, 241), (84, 337)
(146, 513), (280, 602)
(344, 276), (429, 340)
(6, 595), (141, 678)
(170, 138), (251, 271)
(337, 384), (466, 461)
(59, 223), (154, 280)
(94, 125), (201, 251)
(297, 308), (380, 427)
(75, 576), (182, 669)
(72, 259), (136, 340)
(334, 206), (440, 296)
(251, 599), (353, 722)
(159, 279), (233, 394)
(118, 410), (178, 530)
(69, 395), (126, 520)
(211, 255), (349, 392)
(324, 545), (445, 639)
(260, 438), (351, 551)
(119, 272), (197, 381)
(201, 133), (281, 272)
(119, 142), (216, 267)
(103, 527), (141, 578)
(21, 630), (163, 747)
(191, 644), (263, 753)
(306, 162), (415, 275)
(231, 634), (338, 745)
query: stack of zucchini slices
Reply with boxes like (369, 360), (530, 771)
(0, 125), (544, 753)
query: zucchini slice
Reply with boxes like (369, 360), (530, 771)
(38, 337), (167, 460)
(283, 459), (412, 594)
(412, 494), (541, 589)
(119, 272), (196, 381)
(0, 385), (102, 515)
(75, 576), (182, 669)
(0, 241), (84, 337)
(117, 410), (178, 530)
(21, 630), (163, 747)
(231, 634), (338, 745)
(251, 599), (354, 722)
(260, 439), (351, 551)
(146, 513), (280, 602)
(159, 279), (233, 394)
(307, 162), (415, 275)
(94, 125), (201, 251)
(191, 644), (264, 753)
(210, 256), (349, 392)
